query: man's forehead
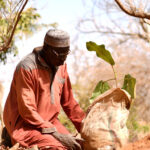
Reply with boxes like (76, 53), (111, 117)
(46, 44), (70, 53)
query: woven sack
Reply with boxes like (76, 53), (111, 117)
(81, 88), (131, 150)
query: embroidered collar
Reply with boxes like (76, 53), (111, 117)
(37, 53), (50, 68)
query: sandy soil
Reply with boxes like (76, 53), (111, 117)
(121, 134), (150, 150)
(1, 135), (150, 150)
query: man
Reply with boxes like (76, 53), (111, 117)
(3, 29), (85, 150)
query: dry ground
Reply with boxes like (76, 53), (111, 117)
(121, 134), (150, 150)
(0, 134), (150, 150)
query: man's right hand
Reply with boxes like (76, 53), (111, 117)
(52, 132), (83, 150)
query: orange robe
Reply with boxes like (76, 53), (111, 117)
(3, 49), (85, 149)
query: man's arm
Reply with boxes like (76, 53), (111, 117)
(60, 64), (85, 132)
(15, 67), (55, 130)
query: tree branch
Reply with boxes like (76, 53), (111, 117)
(114, 0), (150, 19)
(0, 0), (28, 52)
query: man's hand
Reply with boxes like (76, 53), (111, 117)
(52, 132), (83, 150)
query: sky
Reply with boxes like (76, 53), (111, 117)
(0, 0), (91, 107)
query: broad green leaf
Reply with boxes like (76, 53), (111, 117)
(89, 80), (110, 104)
(122, 74), (136, 99)
(86, 41), (115, 65)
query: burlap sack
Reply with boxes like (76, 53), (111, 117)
(81, 88), (131, 150)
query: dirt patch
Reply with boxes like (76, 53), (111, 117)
(0, 135), (150, 150)
(121, 134), (150, 150)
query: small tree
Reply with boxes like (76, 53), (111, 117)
(86, 41), (136, 103)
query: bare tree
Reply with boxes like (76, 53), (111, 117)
(115, 0), (150, 19)
(114, 0), (150, 43)
(77, 0), (150, 43)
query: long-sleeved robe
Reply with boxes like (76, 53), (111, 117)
(3, 48), (85, 149)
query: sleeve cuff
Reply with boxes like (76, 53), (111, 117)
(41, 127), (57, 134)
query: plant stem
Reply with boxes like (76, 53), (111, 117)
(112, 65), (118, 88)
(105, 78), (116, 82)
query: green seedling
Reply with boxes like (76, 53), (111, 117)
(86, 41), (136, 103)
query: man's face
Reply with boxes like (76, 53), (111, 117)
(44, 45), (70, 67)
